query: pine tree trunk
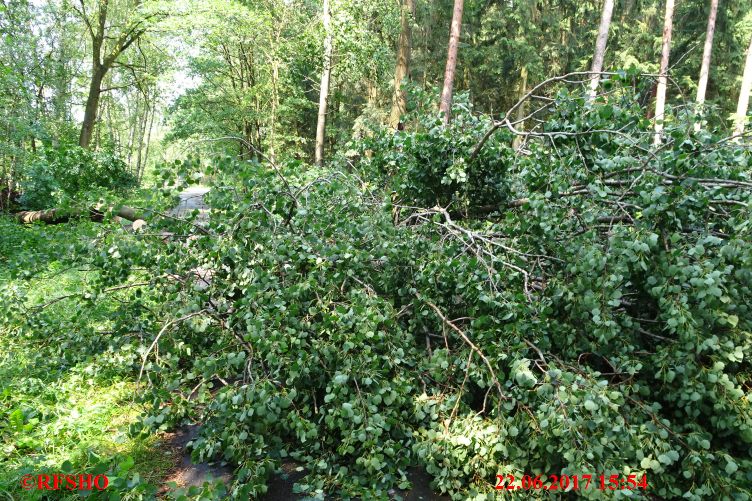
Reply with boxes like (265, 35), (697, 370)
(439, 0), (464, 125)
(315, 0), (333, 166)
(653, 0), (675, 146)
(588, 0), (614, 100)
(389, 0), (416, 129)
(696, 0), (718, 106)
(733, 34), (752, 137)
(694, 0), (719, 131)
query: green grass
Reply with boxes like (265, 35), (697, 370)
(0, 216), (179, 500)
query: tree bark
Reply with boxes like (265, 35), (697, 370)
(439, 0), (464, 125)
(696, 0), (718, 106)
(587, 0), (614, 101)
(16, 205), (141, 225)
(389, 0), (416, 129)
(270, 55), (280, 163)
(135, 100), (149, 178)
(78, 0), (109, 148)
(79, 66), (106, 148)
(694, 0), (719, 131)
(140, 100), (156, 183)
(653, 0), (675, 146)
(126, 91), (140, 164)
(315, 0), (333, 166)
(512, 66), (528, 150)
(734, 34), (752, 138)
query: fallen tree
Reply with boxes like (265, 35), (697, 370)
(15, 205), (142, 225)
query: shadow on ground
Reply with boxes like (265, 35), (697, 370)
(160, 424), (450, 500)
(260, 465), (451, 501)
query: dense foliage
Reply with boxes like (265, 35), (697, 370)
(361, 92), (512, 211)
(18, 145), (137, 210)
(5, 0), (752, 499)
(0, 206), (180, 499)
(5, 81), (752, 499)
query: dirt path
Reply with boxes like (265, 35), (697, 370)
(161, 425), (233, 492)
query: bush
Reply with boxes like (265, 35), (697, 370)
(19, 145), (137, 209)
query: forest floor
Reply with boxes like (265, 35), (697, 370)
(0, 215), (177, 497)
(0, 189), (217, 498)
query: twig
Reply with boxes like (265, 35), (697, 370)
(419, 295), (507, 403)
(470, 71), (664, 161)
(138, 310), (207, 384)
(449, 350), (474, 427)
(34, 281), (151, 310)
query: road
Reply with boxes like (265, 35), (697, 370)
(171, 186), (210, 220)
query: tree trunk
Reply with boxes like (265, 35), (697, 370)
(695, 0), (719, 131)
(422, 5), (433, 90)
(696, 0), (718, 106)
(75, 0), (153, 149)
(653, 0), (675, 146)
(439, 0), (464, 125)
(127, 92), (140, 164)
(366, 78), (378, 108)
(16, 205), (141, 224)
(389, 0), (416, 129)
(315, 0), (333, 167)
(512, 66), (528, 150)
(270, 58), (280, 163)
(140, 102), (156, 183)
(733, 34), (752, 138)
(588, 0), (614, 100)
(135, 101), (149, 178)
(79, 66), (106, 148)
(243, 119), (254, 160)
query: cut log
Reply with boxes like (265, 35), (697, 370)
(15, 206), (142, 225)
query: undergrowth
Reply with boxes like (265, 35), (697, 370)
(0, 203), (182, 499)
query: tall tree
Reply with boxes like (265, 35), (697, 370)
(74, 0), (158, 148)
(389, 0), (416, 129)
(587, 0), (614, 100)
(733, 34), (752, 137)
(694, 0), (719, 131)
(696, 0), (718, 106)
(315, 0), (334, 166)
(439, 0), (464, 125)
(653, 0), (675, 146)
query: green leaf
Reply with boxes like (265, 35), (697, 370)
(727, 315), (739, 328)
